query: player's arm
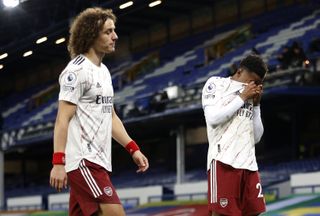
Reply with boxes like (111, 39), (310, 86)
(253, 86), (264, 143)
(203, 81), (258, 126)
(50, 100), (76, 191)
(54, 101), (76, 152)
(112, 107), (149, 173)
(204, 96), (244, 126)
(50, 65), (84, 192)
(111, 107), (132, 146)
(253, 106), (264, 143)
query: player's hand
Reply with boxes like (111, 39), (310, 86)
(49, 165), (68, 192)
(132, 150), (149, 173)
(240, 81), (259, 101)
(253, 84), (263, 106)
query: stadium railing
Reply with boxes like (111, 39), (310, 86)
(292, 185), (320, 194)
(148, 193), (207, 203)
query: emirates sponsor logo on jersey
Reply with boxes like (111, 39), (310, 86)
(96, 95), (113, 104)
(220, 198), (228, 208)
(102, 105), (112, 113)
(237, 101), (254, 119)
(104, 186), (113, 197)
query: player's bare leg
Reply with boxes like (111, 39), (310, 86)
(98, 203), (126, 216)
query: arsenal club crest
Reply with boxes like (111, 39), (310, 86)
(220, 198), (228, 208)
(104, 186), (113, 197)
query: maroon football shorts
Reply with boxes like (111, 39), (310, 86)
(67, 159), (121, 216)
(207, 160), (266, 215)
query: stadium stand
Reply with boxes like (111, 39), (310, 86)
(1, 3), (319, 148)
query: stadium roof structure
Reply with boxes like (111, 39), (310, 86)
(0, 0), (214, 73)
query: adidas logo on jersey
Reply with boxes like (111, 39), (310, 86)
(96, 82), (102, 88)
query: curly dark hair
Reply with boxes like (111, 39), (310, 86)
(239, 54), (268, 79)
(68, 7), (116, 59)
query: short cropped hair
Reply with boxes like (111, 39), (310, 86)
(239, 54), (268, 79)
(68, 7), (116, 59)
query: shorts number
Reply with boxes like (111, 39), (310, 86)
(256, 183), (264, 198)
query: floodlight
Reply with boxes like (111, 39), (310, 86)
(36, 37), (47, 44)
(55, 37), (66, 44)
(119, 1), (133, 9)
(0, 53), (8, 60)
(149, 0), (161, 8)
(2, 0), (19, 8)
(23, 50), (32, 57)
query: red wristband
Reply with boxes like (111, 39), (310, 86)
(125, 140), (140, 155)
(52, 152), (65, 165)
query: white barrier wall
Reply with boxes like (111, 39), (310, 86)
(266, 180), (291, 199)
(117, 185), (163, 205)
(7, 195), (42, 210)
(48, 193), (69, 211)
(47, 185), (163, 210)
(291, 171), (320, 194)
(174, 181), (207, 201)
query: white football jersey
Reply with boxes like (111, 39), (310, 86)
(58, 55), (114, 173)
(202, 76), (260, 171)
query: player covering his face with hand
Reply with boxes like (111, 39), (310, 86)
(202, 54), (267, 216)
